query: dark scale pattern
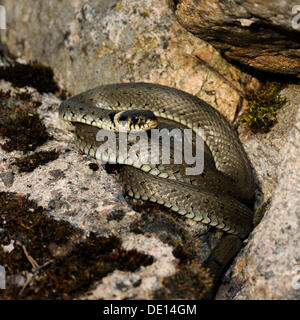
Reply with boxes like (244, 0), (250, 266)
(59, 82), (255, 239)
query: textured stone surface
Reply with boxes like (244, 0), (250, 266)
(0, 0), (258, 122)
(216, 85), (300, 299)
(1, 80), (300, 300)
(172, 0), (300, 76)
(239, 85), (300, 203)
(1, 0), (300, 300)
(0, 80), (218, 299)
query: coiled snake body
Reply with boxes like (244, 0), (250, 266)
(59, 82), (255, 239)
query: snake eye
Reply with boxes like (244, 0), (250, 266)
(131, 114), (139, 124)
(119, 110), (157, 131)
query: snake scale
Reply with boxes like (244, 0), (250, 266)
(59, 82), (255, 239)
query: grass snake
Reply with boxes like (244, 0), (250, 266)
(59, 82), (255, 239)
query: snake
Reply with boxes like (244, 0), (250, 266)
(59, 82), (255, 239)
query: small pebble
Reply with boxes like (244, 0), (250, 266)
(0, 171), (14, 187)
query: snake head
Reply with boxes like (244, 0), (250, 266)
(116, 110), (158, 131)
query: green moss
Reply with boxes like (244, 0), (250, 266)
(106, 209), (126, 222)
(152, 240), (214, 299)
(129, 201), (189, 245)
(13, 150), (59, 172)
(0, 90), (49, 152)
(129, 201), (214, 299)
(88, 162), (100, 171)
(253, 199), (271, 227)
(241, 81), (287, 133)
(0, 62), (59, 93)
(153, 260), (213, 300)
(0, 192), (153, 299)
(0, 192), (78, 277)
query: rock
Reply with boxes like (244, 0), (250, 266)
(171, 0), (300, 76)
(0, 171), (14, 187)
(0, 80), (217, 299)
(239, 85), (300, 202)
(216, 85), (300, 299)
(0, 0), (258, 122)
(1, 0), (300, 300)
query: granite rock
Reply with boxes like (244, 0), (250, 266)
(216, 85), (300, 299)
(172, 0), (300, 76)
(0, 0), (259, 122)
